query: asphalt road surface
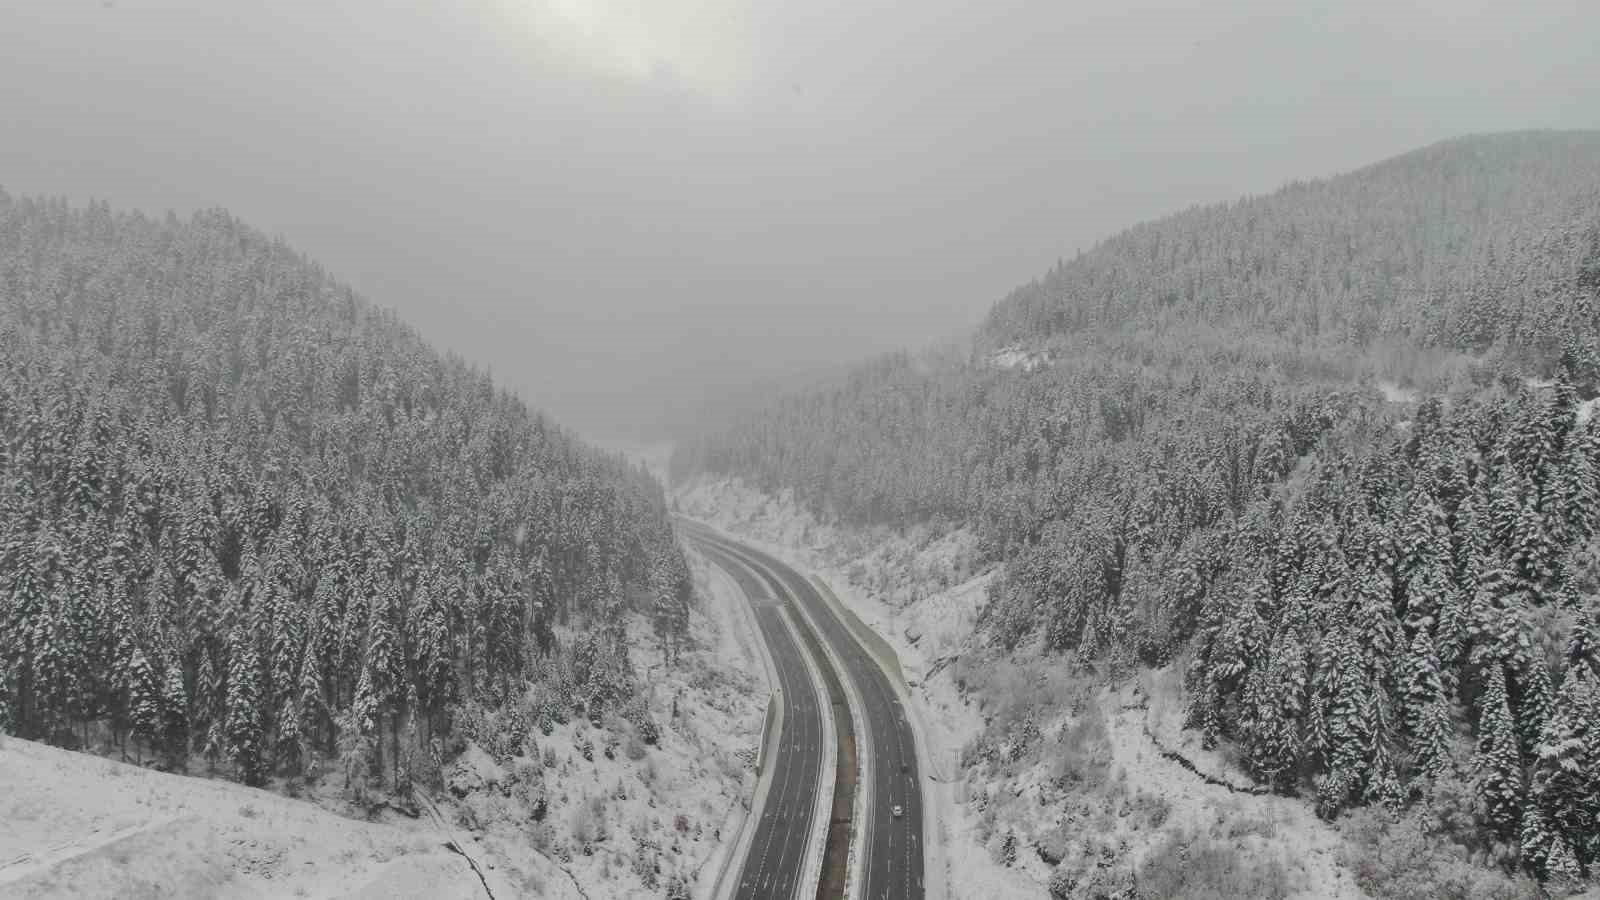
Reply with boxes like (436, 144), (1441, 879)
(696, 539), (827, 900)
(691, 526), (925, 900)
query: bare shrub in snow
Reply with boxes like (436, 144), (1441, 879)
(529, 821), (554, 855)
(631, 840), (660, 889)
(1135, 827), (1292, 900)
(1052, 703), (1111, 791)
(1131, 789), (1171, 830)
(570, 799), (597, 846)
(1225, 813), (1277, 840)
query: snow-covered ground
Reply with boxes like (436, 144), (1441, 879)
(675, 475), (1368, 899)
(0, 731), (515, 899)
(1109, 669), (1362, 898)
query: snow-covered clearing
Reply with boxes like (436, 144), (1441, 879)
(990, 346), (1054, 373)
(674, 476), (1367, 899)
(1375, 380), (1419, 404)
(0, 732), (508, 899)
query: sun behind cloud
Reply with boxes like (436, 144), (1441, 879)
(494, 0), (755, 99)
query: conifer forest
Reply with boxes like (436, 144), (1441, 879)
(0, 195), (692, 791)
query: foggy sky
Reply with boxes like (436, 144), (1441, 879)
(3, 1), (1599, 438)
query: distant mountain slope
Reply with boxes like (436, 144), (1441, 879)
(674, 131), (1600, 886)
(0, 194), (691, 790)
(985, 130), (1600, 356)
(679, 132), (1600, 529)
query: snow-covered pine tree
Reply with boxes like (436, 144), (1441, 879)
(1545, 836), (1582, 886)
(1531, 662), (1600, 874)
(1568, 603), (1600, 682)
(196, 647), (226, 765)
(224, 622), (266, 786)
(412, 585), (453, 729)
(1317, 627), (1373, 817)
(162, 656), (189, 764)
(0, 666), (13, 735)
(295, 632), (324, 764)
(1519, 797), (1560, 877)
(1402, 628), (1454, 780)
(1239, 623), (1306, 789)
(127, 647), (162, 759)
(1512, 660), (1553, 764)
(1474, 660), (1524, 841)
(1554, 420), (1598, 548)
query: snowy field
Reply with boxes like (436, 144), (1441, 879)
(0, 731), (508, 899)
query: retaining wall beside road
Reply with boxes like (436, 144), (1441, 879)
(755, 695), (777, 776)
(810, 577), (907, 698)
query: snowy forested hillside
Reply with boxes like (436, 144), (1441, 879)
(0, 194), (691, 790)
(674, 132), (1600, 886)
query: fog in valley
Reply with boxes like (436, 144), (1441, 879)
(5, 0), (1599, 438)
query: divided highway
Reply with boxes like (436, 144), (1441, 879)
(696, 540), (827, 900)
(688, 524), (925, 900)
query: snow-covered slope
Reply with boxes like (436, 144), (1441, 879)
(417, 585), (767, 900)
(0, 733), (510, 899)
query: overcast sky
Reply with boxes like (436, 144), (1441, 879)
(3, 1), (1598, 438)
